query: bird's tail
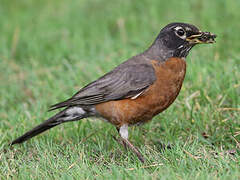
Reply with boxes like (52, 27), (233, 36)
(10, 106), (87, 145)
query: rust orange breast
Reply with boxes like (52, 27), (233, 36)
(95, 57), (186, 127)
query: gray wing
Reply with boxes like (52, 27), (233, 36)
(49, 61), (156, 110)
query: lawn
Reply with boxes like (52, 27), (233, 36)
(0, 0), (240, 179)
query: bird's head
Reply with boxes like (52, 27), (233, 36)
(149, 22), (217, 59)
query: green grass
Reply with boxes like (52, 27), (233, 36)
(0, 0), (240, 179)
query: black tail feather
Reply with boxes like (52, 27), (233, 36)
(10, 110), (67, 145)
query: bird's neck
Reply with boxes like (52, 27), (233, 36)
(143, 41), (193, 61)
(143, 43), (174, 61)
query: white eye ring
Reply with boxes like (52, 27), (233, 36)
(174, 26), (186, 39)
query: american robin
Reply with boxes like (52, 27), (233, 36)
(11, 22), (216, 163)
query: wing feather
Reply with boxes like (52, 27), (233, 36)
(49, 60), (156, 111)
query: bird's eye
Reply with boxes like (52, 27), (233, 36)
(176, 28), (185, 37)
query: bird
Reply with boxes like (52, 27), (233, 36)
(10, 22), (216, 163)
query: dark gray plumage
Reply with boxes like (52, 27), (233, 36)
(49, 57), (156, 110)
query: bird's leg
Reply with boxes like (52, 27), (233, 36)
(115, 127), (127, 150)
(116, 124), (145, 163)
